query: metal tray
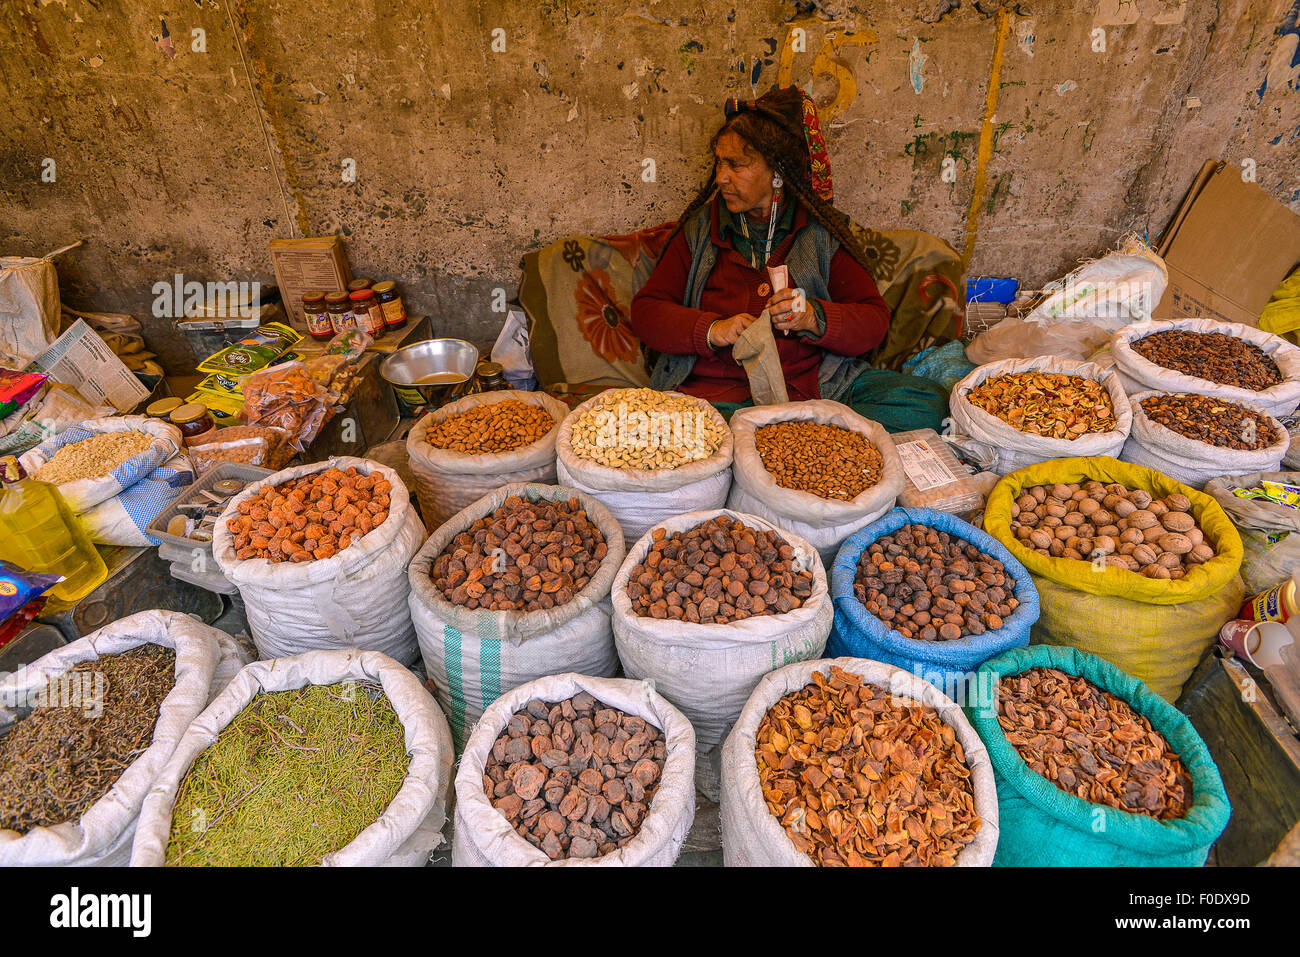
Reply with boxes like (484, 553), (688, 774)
(147, 462), (272, 552)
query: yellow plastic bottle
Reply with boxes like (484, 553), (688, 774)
(0, 477), (107, 611)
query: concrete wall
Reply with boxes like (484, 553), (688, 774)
(2, 0), (1298, 373)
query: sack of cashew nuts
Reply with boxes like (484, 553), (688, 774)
(407, 482), (626, 746)
(726, 400), (907, 569)
(983, 456), (1245, 701)
(406, 390), (570, 533)
(212, 456), (426, 664)
(555, 388), (734, 543)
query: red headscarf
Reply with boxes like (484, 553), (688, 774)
(723, 87), (834, 203)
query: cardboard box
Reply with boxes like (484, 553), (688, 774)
(268, 236), (353, 330)
(1155, 160), (1300, 326)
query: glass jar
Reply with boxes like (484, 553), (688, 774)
(146, 397), (183, 420)
(372, 281), (407, 331)
(475, 360), (506, 391)
(301, 290), (333, 340)
(170, 402), (217, 446)
(325, 291), (355, 334)
(349, 288), (386, 336)
(347, 278), (374, 294)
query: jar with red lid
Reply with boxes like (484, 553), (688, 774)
(349, 288), (386, 336)
(372, 281), (407, 330)
(325, 291), (355, 334)
(301, 290), (333, 340)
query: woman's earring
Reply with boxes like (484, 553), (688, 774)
(772, 174), (784, 189)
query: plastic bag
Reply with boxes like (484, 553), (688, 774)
(240, 361), (335, 452)
(188, 425), (292, 474)
(1204, 470), (1300, 592)
(0, 560), (61, 624)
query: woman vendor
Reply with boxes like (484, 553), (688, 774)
(631, 86), (893, 416)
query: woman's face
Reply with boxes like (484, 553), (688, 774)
(714, 130), (776, 217)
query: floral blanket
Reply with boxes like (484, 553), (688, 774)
(518, 220), (963, 389)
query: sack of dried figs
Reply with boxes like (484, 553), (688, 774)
(949, 356), (1134, 475)
(1110, 318), (1300, 416)
(720, 657), (1000, 867)
(726, 400), (907, 568)
(452, 672), (696, 866)
(408, 483), (626, 744)
(967, 644), (1230, 866)
(611, 509), (833, 798)
(1120, 390), (1289, 490)
(827, 506), (1039, 696)
(983, 457), (1245, 701)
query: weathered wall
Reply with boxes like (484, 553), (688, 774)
(2, 0), (1298, 373)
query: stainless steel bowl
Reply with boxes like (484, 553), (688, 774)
(380, 338), (480, 409)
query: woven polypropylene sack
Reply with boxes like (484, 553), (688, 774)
(726, 400), (906, 568)
(406, 390), (569, 532)
(130, 648), (454, 866)
(0, 610), (221, 867)
(452, 672), (695, 866)
(407, 482), (625, 746)
(721, 657), (999, 866)
(1205, 470), (1300, 592)
(967, 644), (1230, 866)
(212, 457), (425, 664)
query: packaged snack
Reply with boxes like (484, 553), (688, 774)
(0, 560), (63, 625)
(196, 322), (301, 377)
(188, 389), (244, 424)
(892, 428), (987, 515)
(0, 371), (48, 420)
(239, 362), (336, 451)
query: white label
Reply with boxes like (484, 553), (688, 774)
(896, 439), (958, 492)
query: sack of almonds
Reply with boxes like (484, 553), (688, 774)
(966, 644), (1230, 866)
(948, 357), (1134, 475)
(610, 509), (833, 799)
(1110, 318), (1300, 417)
(726, 400), (907, 568)
(212, 456), (427, 664)
(827, 507), (1039, 699)
(555, 388), (735, 543)
(1204, 469), (1300, 593)
(983, 456), (1245, 701)
(453, 672), (696, 866)
(720, 657), (1000, 866)
(0, 610), (223, 867)
(1119, 390), (1289, 490)
(406, 390), (570, 532)
(407, 483), (626, 745)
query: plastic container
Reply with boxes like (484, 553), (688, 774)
(1239, 568), (1300, 622)
(0, 477), (107, 611)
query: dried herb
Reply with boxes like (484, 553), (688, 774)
(164, 682), (409, 867)
(967, 372), (1116, 438)
(0, 645), (176, 833)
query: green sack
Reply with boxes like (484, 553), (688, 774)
(967, 645), (1231, 867)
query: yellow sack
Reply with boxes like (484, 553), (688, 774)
(984, 456), (1245, 700)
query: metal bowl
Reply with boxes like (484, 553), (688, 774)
(380, 338), (480, 409)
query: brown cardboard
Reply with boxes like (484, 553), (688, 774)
(1154, 160), (1300, 326)
(268, 236), (353, 330)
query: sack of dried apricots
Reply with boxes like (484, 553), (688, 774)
(212, 456), (426, 663)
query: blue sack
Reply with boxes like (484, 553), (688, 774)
(827, 506), (1039, 701)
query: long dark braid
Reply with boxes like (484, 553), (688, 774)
(659, 87), (874, 275)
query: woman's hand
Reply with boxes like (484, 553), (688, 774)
(707, 313), (758, 348)
(767, 289), (818, 336)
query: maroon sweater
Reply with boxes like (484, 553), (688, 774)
(630, 198), (891, 402)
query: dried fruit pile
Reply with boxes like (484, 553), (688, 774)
(226, 466), (391, 562)
(853, 524), (1019, 641)
(430, 495), (608, 611)
(754, 420), (884, 500)
(966, 372), (1116, 438)
(1010, 481), (1215, 577)
(1139, 392), (1278, 451)
(483, 693), (666, 860)
(756, 666), (981, 866)
(626, 517), (814, 623)
(0, 645), (176, 833)
(1131, 330), (1282, 391)
(30, 430), (154, 485)
(568, 388), (724, 469)
(425, 400), (556, 454)
(997, 667), (1192, 820)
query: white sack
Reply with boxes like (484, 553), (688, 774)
(406, 390), (569, 532)
(213, 456), (425, 664)
(130, 648), (454, 866)
(0, 254), (61, 367)
(0, 610), (222, 867)
(555, 391), (734, 543)
(611, 509), (833, 755)
(949, 356), (1133, 475)
(453, 672), (696, 866)
(1120, 390), (1289, 490)
(407, 482), (626, 742)
(1111, 318), (1300, 417)
(720, 656), (1000, 867)
(726, 400), (906, 568)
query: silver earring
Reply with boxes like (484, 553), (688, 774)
(772, 174), (783, 188)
